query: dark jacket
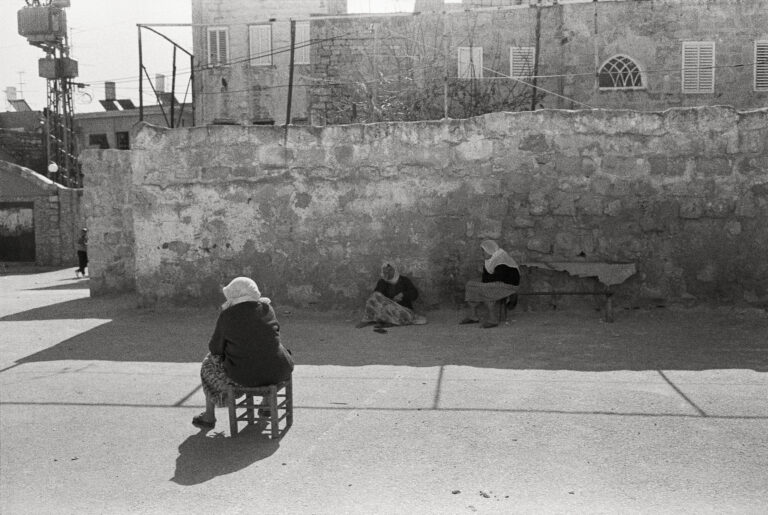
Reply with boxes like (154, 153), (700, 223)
(208, 301), (294, 387)
(374, 276), (419, 310)
(482, 264), (520, 286)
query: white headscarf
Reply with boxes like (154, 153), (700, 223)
(380, 261), (400, 285)
(221, 277), (269, 310)
(481, 239), (519, 274)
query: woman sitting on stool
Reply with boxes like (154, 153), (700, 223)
(193, 277), (294, 430)
(461, 239), (520, 328)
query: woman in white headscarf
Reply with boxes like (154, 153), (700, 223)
(355, 261), (427, 331)
(461, 239), (520, 328)
(193, 277), (294, 430)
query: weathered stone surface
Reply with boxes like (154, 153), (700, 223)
(83, 107), (768, 308)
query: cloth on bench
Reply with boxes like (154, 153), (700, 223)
(523, 262), (637, 287)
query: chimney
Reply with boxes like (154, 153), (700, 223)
(155, 74), (166, 93)
(5, 87), (17, 101)
(104, 81), (116, 100)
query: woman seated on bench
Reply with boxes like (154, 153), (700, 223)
(193, 276), (294, 430)
(461, 239), (520, 328)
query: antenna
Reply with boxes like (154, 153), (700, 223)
(17, 0), (80, 187)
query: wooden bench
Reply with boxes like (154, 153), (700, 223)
(519, 261), (637, 322)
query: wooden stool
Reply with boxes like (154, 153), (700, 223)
(226, 379), (293, 438)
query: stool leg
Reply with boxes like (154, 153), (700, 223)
(286, 380), (293, 429)
(269, 385), (279, 439)
(246, 393), (255, 426)
(227, 387), (238, 436)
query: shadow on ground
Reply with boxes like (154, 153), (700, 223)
(3, 294), (767, 371)
(171, 425), (279, 485)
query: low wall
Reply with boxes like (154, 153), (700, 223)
(81, 106), (768, 309)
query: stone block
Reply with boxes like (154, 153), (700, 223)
(201, 166), (231, 180)
(528, 191), (548, 215)
(551, 191), (577, 216)
(680, 198), (704, 219)
(526, 236), (552, 254)
(695, 157), (731, 177)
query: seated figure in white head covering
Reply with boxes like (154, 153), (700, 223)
(461, 239), (520, 328)
(355, 261), (427, 331)
(193, 277), (294, 430)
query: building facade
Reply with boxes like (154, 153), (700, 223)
(192, 0), (768, 125)
(190, 0), (346, 126)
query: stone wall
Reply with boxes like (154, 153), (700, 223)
(0, 161), (84, 266)
(81, 106), (768, 309)
(80, 150), (135, 294)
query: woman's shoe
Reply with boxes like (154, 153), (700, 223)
(192, 413), (215, 429)
(482, 322), (499, 329)
(459, 318), (479, 325)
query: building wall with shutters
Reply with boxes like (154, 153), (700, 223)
(190, 0), (341, 126)
(192, 0), (767, 125)
(308, 0), (768, 120)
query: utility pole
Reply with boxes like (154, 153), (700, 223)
(17, 0), (80, 187)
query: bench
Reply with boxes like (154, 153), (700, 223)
(519, 261), (637, 322)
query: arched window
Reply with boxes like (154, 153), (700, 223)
(598, 55), (644, 90)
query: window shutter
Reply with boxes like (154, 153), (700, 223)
(756, 41), (768, 91)
(458, 46), (483, 79)
(295, 22), (310, 65)
(510, 46), (534, 78)
(218, 30), (228, 65)
(207, 29), (219, 66)
(250, 25), (271, 66)
(207, 28), (227, 66)
(682, 41), (715, 94)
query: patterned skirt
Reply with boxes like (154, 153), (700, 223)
(361, 291), (419, 326)
(464, 280), (518, 303)
(200, 352), (245, 408)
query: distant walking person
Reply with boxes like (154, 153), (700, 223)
(75, 228), (88, 278)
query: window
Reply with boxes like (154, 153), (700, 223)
(682, 41), (715, 94)
(598, 55), (644, 89)
(294, 21), (310, 65)
(510, 46), (535, 78)
(458, 46), (483, 79)
(88, 134), (109, 149)
(756, 41), (768, 91)
(207, 27), (229, 67)
(249, 24), (272, 66)
(115, 131), (129, 150)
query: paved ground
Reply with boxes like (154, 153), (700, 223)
(1, 267), (767, 514)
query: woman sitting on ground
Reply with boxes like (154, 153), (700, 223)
(356, 261), (427, 330)
(461, 239), (520, 329)
(193, 276), (294, 430)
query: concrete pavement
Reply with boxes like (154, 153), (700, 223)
(1, 268), (767, 514)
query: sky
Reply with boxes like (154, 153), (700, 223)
(0, 0), (417, 113)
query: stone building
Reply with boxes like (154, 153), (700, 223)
(0, 160), (83, 266)
(190, 0), (346, 126)
(191, 0), (767, 125)
(311, 0), (768, 124)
